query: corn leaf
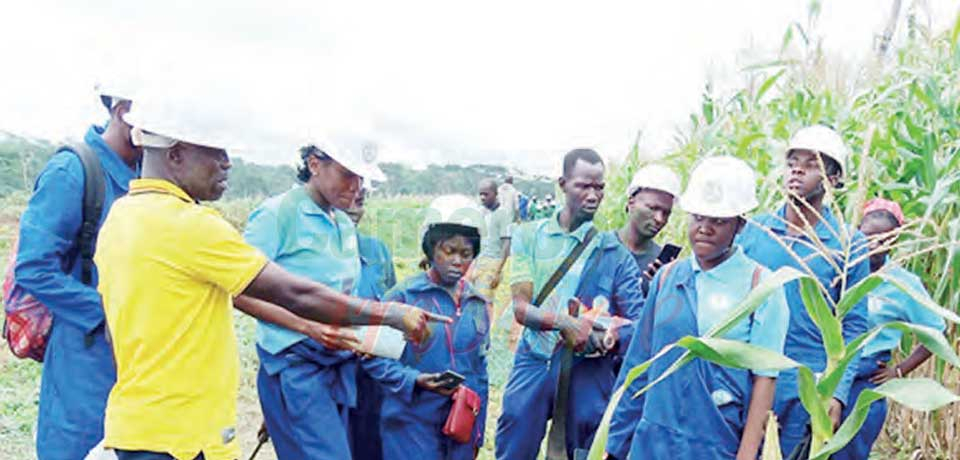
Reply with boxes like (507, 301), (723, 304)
(812, 378), (960, 459)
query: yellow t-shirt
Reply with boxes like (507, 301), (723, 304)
(95, 178), (268, 460)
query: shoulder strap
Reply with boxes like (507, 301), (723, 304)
(656, 260), (679, 291)
(532, 226), (598, 307)
(61, 143), (105, 286)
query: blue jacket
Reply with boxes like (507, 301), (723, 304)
(361, 272), (491, 447)
(356, 234), (397, 300)
(737, 206), (870, 405)
(15, 125), (138, 460)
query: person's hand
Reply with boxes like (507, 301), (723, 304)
(602, 316), (632, 352)
(489, 272), (502, 290)
(869, 361), (900, 384)
(828, 398), (844, 430)
(304, 322), (361, 351)
(558, 299), (594, 351)
(387, 302), (452, 345)
(643, 259), (664, 281)
(415, 373), (458, 396)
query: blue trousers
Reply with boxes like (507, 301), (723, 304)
(257, 345), (354, 460)
(37, 321), (116, 460)
(833, 355), (890, 460)
(350, 366), (384, 460)
(495, 352), (614, 460)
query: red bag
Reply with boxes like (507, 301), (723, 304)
(2, 238), (53, 361)
(442, 385), (482, 444)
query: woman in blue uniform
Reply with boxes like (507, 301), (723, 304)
(362, 194), (490, 460)
(833, 198), (947, 460)
(606, 157), (790, 460)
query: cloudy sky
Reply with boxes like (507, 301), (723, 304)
(0, 1), (955, 175)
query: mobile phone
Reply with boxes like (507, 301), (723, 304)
(656, 244), (682, 265)
(433, 370), (466, 389)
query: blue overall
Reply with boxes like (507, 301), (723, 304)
(350, 234), (397, 460)
(360, 272), (490, 460)
(15, 126), (138, 460)
(495, 230), (644, 460)
(737, 206), (870, 456)
(243, 188), (361, 460)
(607, 251), (789, 460)
(833, 266), (945, 460)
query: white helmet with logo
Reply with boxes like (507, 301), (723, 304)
(787, 125), (850, 176)
(420, 194), (486, 255)
(679, 156), (758, 218)
(302, 138), (387, 182)
(626, 164), (681, 198)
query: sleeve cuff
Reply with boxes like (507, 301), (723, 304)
(398, 367), (421, 403)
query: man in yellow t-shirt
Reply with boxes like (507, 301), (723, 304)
(95, 99), (448, 460)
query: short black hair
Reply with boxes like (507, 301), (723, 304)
(822, 154), (842, 177)
(421, 223), (481, 263)
(296, 145), (332, 183)
(863, 209), (901, 229)
(562, 148), (604, 177)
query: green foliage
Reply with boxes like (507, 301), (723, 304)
(376, 162), (554, 198)
(589, 8), (960, 459)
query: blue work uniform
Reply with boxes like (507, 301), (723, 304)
(833, 265), (946, 460)
(495, 216), (645, 460)
(606, 249), (789, 460)
(360, 272), (490, 460)
(737, 205), (870, 456)
(350, 233), (397, 460)
(15, 126), (138, 460)
(243, 186), (361, 460)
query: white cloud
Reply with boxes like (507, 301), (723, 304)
(0, 0), (956, 174)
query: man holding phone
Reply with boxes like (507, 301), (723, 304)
(614, 164), (682, 295)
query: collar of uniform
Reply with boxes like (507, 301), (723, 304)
(542, 209), (595, 242)
(405, 271), (487, 303)
(130, 178), (195, 202)
(689, 245), (750, 280)
(291, 186), (346, 225)
(85, 125), (140, 188)
(770, 204), (838, 241)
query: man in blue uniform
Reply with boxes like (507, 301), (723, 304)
(614, 164), (681, 295)
(495, 148), (644, 460)
(14, 86), (140, 459)
(737, 125), (870, 456)
(346, 186), (397, 460)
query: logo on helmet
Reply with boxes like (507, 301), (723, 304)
(362, 142), (378, 163)
(701, 180), (724, 205)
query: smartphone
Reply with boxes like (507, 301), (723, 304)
(433, 370), (466, 389)
(656, 244), (682, 265)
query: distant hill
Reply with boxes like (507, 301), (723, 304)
(0, 131), (553, 200)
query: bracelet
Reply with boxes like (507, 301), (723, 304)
(895, 365), (904, 378)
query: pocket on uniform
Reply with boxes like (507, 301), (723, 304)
(713, 389), (745, 433)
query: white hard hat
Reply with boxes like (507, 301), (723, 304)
(787, 125), (850, 175)
(94, 81), (135, 109)
(679, 156), (758, 218)
(123, 96), (235, 151)
(421, 194), (487, 240)
(304, 138), (386, 182)
(627, 164), (681, 198)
